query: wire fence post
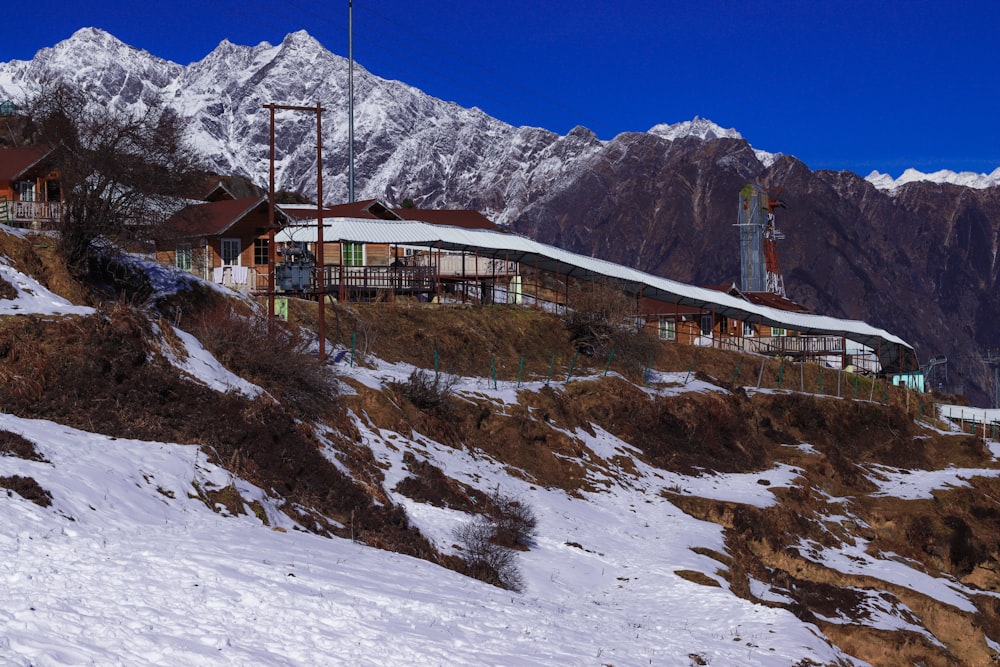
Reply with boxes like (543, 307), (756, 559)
(350, 330), (357, 367)
(604, 347), (616, 376)
(517, 355), (524, 388)
(434, 347), (439, 383)
(777, 360), (784, 389)
(817, 367), (823, 395)
(490, 356), (498, 390)
(731, 358), (742, 386)
(685, 353), (697, 384)
(645, 359), (653, 387)
(853, 375), (860, 399)
(546, 353), (556, 385)
(566, 350), (578, 382)
(756, 358), (766, 388)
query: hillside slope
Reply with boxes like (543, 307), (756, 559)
(2, 229), (1000, 665)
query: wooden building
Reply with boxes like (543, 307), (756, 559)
(155, 196), (292, 291)
(0, 146), (63, 229)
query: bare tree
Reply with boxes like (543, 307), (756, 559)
(23, 84), (207, 274)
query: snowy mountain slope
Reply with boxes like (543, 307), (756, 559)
(4, 237), (1000, 664)
(0, 254), (855, 666)
(0, 28), (740, 225)
(0, 411), (854, 667)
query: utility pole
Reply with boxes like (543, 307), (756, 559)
(263, 102), (328, 361)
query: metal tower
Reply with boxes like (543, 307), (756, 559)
(737, 184), (786, 296)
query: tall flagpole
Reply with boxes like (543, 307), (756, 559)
(348, 0), (355, 203)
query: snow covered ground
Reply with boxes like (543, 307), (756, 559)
(1, 253), (996, 665)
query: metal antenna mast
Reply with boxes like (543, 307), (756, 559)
(348, 0), (355, 203)
(736, 184), (786, 296)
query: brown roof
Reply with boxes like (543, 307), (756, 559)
(281, 199), (402, 221)
(0, 146), (53, 182)
(743, 291), (810, 312)
(281, 201), (501, 231)
(393, 208), (500, 231)
(704, 283), (810, 312)
(163, 196), (276, 238)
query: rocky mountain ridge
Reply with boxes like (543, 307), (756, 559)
(1, 27), (998, 403)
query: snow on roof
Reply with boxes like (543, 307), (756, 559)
(276, 217), (916, 370)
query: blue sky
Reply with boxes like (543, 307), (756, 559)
(5, 0), (999, 176)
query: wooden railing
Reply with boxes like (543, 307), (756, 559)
(7, 201), (63, 224)
(319, 265), (438, 293)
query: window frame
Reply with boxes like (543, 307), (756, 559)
(221, 238), (242, 266)
(342, 242), (365, 267)
(253, 238), (269, 266)
(175, 242), (192, 271)
(658, 316), (676, 341)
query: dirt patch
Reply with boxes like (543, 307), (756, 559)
(394, 452), (480, 512)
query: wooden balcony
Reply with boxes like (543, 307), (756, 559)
(3, 201), (64, 227)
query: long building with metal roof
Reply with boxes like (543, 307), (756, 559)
(275, 216), (917, 374)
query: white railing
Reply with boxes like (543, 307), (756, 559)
(9, 201), (63, 223)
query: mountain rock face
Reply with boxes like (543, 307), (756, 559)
(1, 28), (998, 403)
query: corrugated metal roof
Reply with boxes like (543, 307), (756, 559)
(276, 217), (916, 371)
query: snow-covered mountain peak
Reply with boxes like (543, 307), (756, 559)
(648, 117), (743, 142)
(866, 167), (1000, 191)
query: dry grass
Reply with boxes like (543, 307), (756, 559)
(1, 475), (53, 507)
(0, 430), (47, 462)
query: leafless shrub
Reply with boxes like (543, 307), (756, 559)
(562, 282), (658, 375)
(453, 489), (538, 591)
(486, 488), (538, 549)
(391, 369), (458, 413)
(563, 282), (637, 357)
(22, 82), (207, 276)
(453, 518), (525, 592)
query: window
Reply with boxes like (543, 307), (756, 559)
(175, 243), (192, 271)
(221, 238), (241, 266)
(17, 181), (35, 202)
(658, 317), (676, 341)
(771, 326), (787, 337)
(700, 314), (714, 336)
(743, 320), (755, 337)
(342, 242), (365, 267)
(254, 238), (269, 266)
